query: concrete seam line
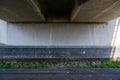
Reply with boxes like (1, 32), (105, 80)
(27, 0), (45, 21)
(91, 0), (120, 21)
(71, 5), (83, 21)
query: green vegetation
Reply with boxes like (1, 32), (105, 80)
(0, 61), (120, 69)
(0, 62), (51, 69)
(65, 61), (120, 68)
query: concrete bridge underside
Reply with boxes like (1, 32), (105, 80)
(0, 0), (120, 59)
(0, 0), (120, 23)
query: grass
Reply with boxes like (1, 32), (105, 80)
(0, 62), (51, 69)
(65, 61), (120, 68)
(0, 61), (120, 69)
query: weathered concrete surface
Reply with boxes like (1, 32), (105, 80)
(0, 20), (7, 44)
(0, 46), (113, 59)
(0, 69), (120, 80)
(0, 19), (119, 58)
(0, 0), (44, 22)
(71, 0), (120, 22)
(0, 0), (120, 22)
(7, 19), (117, 46)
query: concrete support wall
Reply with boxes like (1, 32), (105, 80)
(0, 20), (7, 45)
(7, 19), (117, 46)
(0, 19), (120, 58)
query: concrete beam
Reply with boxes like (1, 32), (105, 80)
(91, 0), (120, 22)
(71, 0), (120, 22)
(0, 0), (120, 22)
(27, 0), (45, 21)
(0, 0), (44, 22)
(71, 0), (82, 21)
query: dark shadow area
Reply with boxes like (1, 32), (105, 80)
(38, 0), (89, 21)
(0, 46), (112, 60)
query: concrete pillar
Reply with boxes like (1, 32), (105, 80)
(0, 20), (7, 45)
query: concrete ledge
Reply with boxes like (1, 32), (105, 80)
(0, 69), (120, 80)
(0, 46), (113, 59)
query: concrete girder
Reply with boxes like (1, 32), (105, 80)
(0, 0), (45, 22)
(27, 0), (45, 21)
(0, 0), (120, 22)
(71, 0), (120, 22)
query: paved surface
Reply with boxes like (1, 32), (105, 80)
(0, 69), (120, 80)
